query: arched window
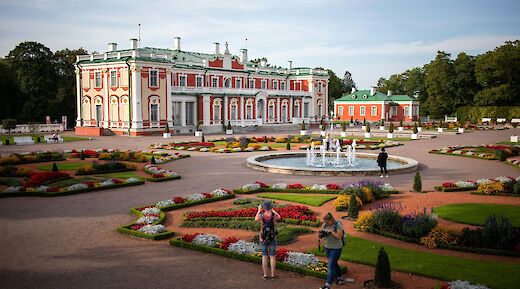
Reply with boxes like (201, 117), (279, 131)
(121, 96), (129, 126)
(317, 99), (323, 117)
(230, 99), (238, 120)
(371, 106), (377, 116)
(149, 96), (160, 124)
(246, 99), (254, 119)
(109, 96), (119, 126)
(268, 100), (276, 122)
(213, 98), (222, 121)
(82, 97), (91, 121)
(281, 100), (288, 122)
(224, 78), (231, 88)
(294, 100), (300, 118)
(94, 96), (103, 127)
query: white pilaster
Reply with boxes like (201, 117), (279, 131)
(103, 69), (109, 128)
(409, 103), (413, 119)
(75, 69), (82, 126)
(381, 102), (386, 120)
(276, 97), (281, 123)
(166, 69), (173, 126)
(289, 97), (293, 121)
(224, 95), (228, 124)
(181, 100), (186, 126)
(202, 94), (211, 125)
(131, 65), (143, 129)
(241, 96), (245, 127)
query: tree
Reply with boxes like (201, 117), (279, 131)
(342, 70), (356, 93)
(453, 52), (479, 107)
(52, 163), (59, 172)
(0, 59), (23, 120)
(424, 51), (457, 118)
(373, 247), (392, 288)
(347, 193), (360, 219)
(413, 171), (422, 192)
(1, 119), (16, 133)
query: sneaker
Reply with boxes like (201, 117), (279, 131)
(385, 175), (389, 178)
(336, 278), (346, 285)
(380, 175), (384, 178)
(319, 285), (331, 289)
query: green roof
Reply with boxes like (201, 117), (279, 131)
(334, 90), (416, 102)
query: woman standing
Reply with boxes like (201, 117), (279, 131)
(319, 213), (346, 289)
(255, 200), (280, 279)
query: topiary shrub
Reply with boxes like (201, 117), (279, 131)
(350, 116), (353, 124)
(389, 122), (394, 133)
(202, 135), (205, 142)
(413, 171), (422, 192)
(301, 121), (306, 130)
(80, 150), (85, 160)
(341, 122), (346, 132)
(51, 162), (59, 172)
(413, 123), (418, 134)
(366, 123), (371, 133)
(363, 118), (367, 125)
(286, 141), (291, 150)
(495, 150), (506, 161)
(151, 156), (156, 165)
(347, 193), (360, 219)
(374, 247), (392, 288)
(164, 123), (170, 133)
(399, 119), (403, 127)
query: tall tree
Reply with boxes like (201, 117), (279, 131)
(0, 59), (23, 120)
(424, 51), (456, 118)
(342, 70), (356, 93)
(453, 52), (479, 107)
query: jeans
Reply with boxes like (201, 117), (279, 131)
(325, 247), (343, 285)
(260, 240), (277, 256)
(379, 165), (387, 174)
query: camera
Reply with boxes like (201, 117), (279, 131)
(318, 230), (331, 238)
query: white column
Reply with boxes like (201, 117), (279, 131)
(381, 102), (386, 120)
(241, 96), (245, 127)
(181, 100), (186, 126)
(409, 103), (413, 119)
(166, 69), (173, 127)
(276, 97), (281, 123)
(75, 69), (82, 126)
(131, 65), (143, 129)
(416, 105), (420, 118)
(224, 95), (229, 125)
(202, 94), (211, 125)
(103, 69), (109, 128)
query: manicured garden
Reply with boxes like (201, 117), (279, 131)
(429, 144), (519, 162)
(257, 193), (337, 206)
(0, 134), (90, 145)
(435, 203), (520, 227)
(434, 175), (520, 196)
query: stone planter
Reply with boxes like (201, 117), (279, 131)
(364, 132), (372, 138)
(437, 128), (444, 133)
(349, 123), (354, 127)
(411, 133), (419, 140)
(226, 129), (233, 135)
(163, 132), (171, 139)
(398, 127), (404, 131)
(417, 127), (422, 132)
(458, 127), (464, 133)
(341, 131), (347, 137)
(194, 131), (202, 137)
(300, 130), (307, 136)
(361, 125), (366, 131)
(387, 133), (394, 139)
(511, 135), (519, 143)
(379, 126), (385, 131)
(320, 131), (326, 137)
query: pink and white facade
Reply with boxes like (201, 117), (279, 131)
(75, 38), (329, 136)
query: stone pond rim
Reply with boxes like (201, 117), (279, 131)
(246, 152), (419, 176)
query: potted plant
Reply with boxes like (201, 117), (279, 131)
(163, 123), (171, 139)
(300, 121), (307, 136)
(387, 123), (394, 139)
(226, 121), (233, 135)
(398, 119), (404, 131)
(510, 135), (518, 143)
(411, 123), (419, 140)
(417, 119), (422, 132)
(379, 119), (385, 131)
(437, 121), (444, 133)
(349, 116), (354, 127)
(320, 121), (326, 136)
(364, 123), (371, 138)
(457, 122), (465, 133)
(341, 122), (347, 137)
(361, 118), (367, 131)
(194, 121), (203, 137)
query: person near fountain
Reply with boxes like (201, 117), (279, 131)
(377, 147), (389, 177)
(255, 200), (280, 279)
(319, 213), (347, 289)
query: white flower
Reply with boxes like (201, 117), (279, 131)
(311, 184), (327, 190)
(187, 147), (197, 151)
(126, 177), (141, 183)
(34, 185), (49, 192)
(516, 176), (520, 182)
(217, 148), (225, 153)
(454, 181), (477, 188)
(3, 186), (22, 193)
(242, 183), (261, 191)
(379, 183), (395, 191)
(448, 280), (490, 289)
(186, 193), (205, 202)
(156, 199), (176, 207)
(495, 176), (513, 183)
(284, 252), (319, 268)
(210, 189), (229, 197)
(141, 207), (161, 215)
(192, 234), (221, 247)
(232, 148), (242, 152)
(100, 180), (114, 187)
(139, 224), (166, 235)
(259, 146), (271, 151)
(246, 147), (254, 152)
(476, 179), (493, 185)
(227, 240), (259, 255)
(67, 183), (89, 191)
(453, 150), (463, 154)
(272, 183), (287, 189)
(136, 215), (159, 224)
(199, 148), (209, 152)
(465, 152), (474, 155)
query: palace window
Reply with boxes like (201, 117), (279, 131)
(110, 70), (117, 87)
(338, 106), (344, 116)
(246, 99), (254, 119)
(371, 106), (377, 116)
(317, 100), (323, 116)
(404, 106), (410, 116)
(261, 80), (267, 90)
(349, 106), (354, 116)
(360, 106), (366, 116)
(294, 101), (300, 118)
(249, 79), (255, 89)
(318, 82), (322, 94)
(273, 81), (278, 90)
(212, 77), (218, 88)
(149, 70), (159, 87)
(281, 81), (286, 90)
(268, 101), (275, 120)
(196, 76), (203, 87)
(179, 75), (186, 87)
(224, 78), (231, 88)
(235, 78), (242, 88)
(230, 99), (238, 120)
(213, 99), (221, 121)
(186, 102), (195, 125)
(150, 104), (158, 122)
(94, 71), (102, 88)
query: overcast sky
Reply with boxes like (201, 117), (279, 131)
(0, 0), (518, 87)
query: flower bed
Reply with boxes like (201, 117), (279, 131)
(151, 141), (273, 153)
(184, 205), (319, 227)
(429, 144), (519, 161)
(1, 177), (145, 197)
(233, 180), (399, 195)
(69, 149), (190, 164)
(434, 176), (520, 196)
(299, 139), (403, 150)
(75, 161), (136, 175)
(143, 164), (180, 182)
(170, 234), (347, 279)
(0, 151), (65, 166)
(437, 280), (491, 289)
(117, 189), (235, 240)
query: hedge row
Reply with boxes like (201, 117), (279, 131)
(0, 180), (145, 198)
(470, 192), (520, 197)
(183, 216), (320, 227)
(234, 187), (399, 195)
(456, 106), (520, 123)
(169, 238), (347, 279)
(434, 186), (476, 192)
(145, 175), (181, 182)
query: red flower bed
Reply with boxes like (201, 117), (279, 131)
(181, 233), (201, 243)
(83, 181), (96, 188)
(326, 183), (341, 190)
(485, 145), (509, 150)
(24, 171), (70, 188)
(112, 178), (123, 184)
(83, 150), (98, 158)
(275, 248), (289, 262)
(202, 192), (214, 199)
(442, 182), (457, 188)
(152, 173), (165, 178)
(287, 183), (304, 189)
(46, 187), (60, 192)
(185, 205), (317, 223)
(220, 237), (239, 250)
(173, 197), (186, 204)
(171, 142), (215, 148)
(255, 181), (269, 188)
(131, 224), (146, 230)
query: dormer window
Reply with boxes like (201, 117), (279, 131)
(351, 94), (356, 99)
(363, 94), (368, 98)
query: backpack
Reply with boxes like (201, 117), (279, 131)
(260, 213), (277, 242)
(333, 221), (346, 247)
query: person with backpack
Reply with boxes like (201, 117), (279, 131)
(319, 213), (347, 289)
(255, 200), (280, 280)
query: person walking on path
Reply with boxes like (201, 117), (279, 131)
(255, 200), (280, 280)
(319, 213), (348, 289)
(377, 147), (388, 177)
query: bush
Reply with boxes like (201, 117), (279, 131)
(477, 182), (505, 195)
(481, 215), (519, 251)
(389, 122), (394, 133)
(401, 209), (438, 239)
(373, 247), (392, 288)
(334, 194), (363, 211)
(420, 227), (459, 249)
(76, 161), (135, 175)
(513, 182), (520, 194)
(347, 194), (360, 219)
(151, 156), (156, 164)
(456, 106), (520, 123)
(458, 227), (483, 248)
(495, 150), (506, 161)
(286, 141), (291, 150)
(51, 163), (59, 172)
(413, 171), (422, 192)
(354, 212), (374, 231)
(371, 204), (403, 234)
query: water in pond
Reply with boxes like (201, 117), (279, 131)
(260, 156), (404, 170)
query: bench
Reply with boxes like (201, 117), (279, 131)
(511, 118), (520, 123)
(482, 117), (492, 123)
(496, 118), (506, 123)
(13, 136), (35, 145)
(44, 135), (64, 143)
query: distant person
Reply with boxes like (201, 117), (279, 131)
(319, 213), (347, 289)
(377, 147), (388, 177)
(255, 200), (280, 279)
(52, 133), (58, 143)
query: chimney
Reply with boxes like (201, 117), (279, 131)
(174, 37), (181, 51)
(387, 90), (392, 96)
(214, 42), (220, 54)
(239, 48), (248, 62)
(130, 38), (138, 49)
(108, 43), (117, 52)
(351, 87), (357, 93)
(370, 86), (376, 96)
(287, 60), (292, 70)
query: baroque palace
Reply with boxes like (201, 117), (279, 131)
(75, 37), (329, 136)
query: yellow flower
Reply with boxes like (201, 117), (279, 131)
(334, 194), (363, 211)
(420, 227), (459, 249)
(354, 211), (374, 231)
(362, 187), (375, 202)
(477, 182), (504, 195)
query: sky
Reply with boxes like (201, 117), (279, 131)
(0, 0), (519, 87)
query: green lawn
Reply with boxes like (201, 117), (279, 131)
(310, 236), (520, 289)
(37, 162), (88, 171)
(62, 136), (90, 142)
(0, 177), (22, 186)
(0, 135), (89, 145)
(98, 171), (143, 179)
(257, 193), (337, 206)
(435, 203), (520, 227)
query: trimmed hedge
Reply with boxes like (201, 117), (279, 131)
(169, 238), (347, 279)
(234, 187), (399, 195)
(145, 175), (181, 182)
(0, 180), (145, 198)
(434, 186), (476, 192)
(470, 191), (520, 197)
(456, 106), (520, 123)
